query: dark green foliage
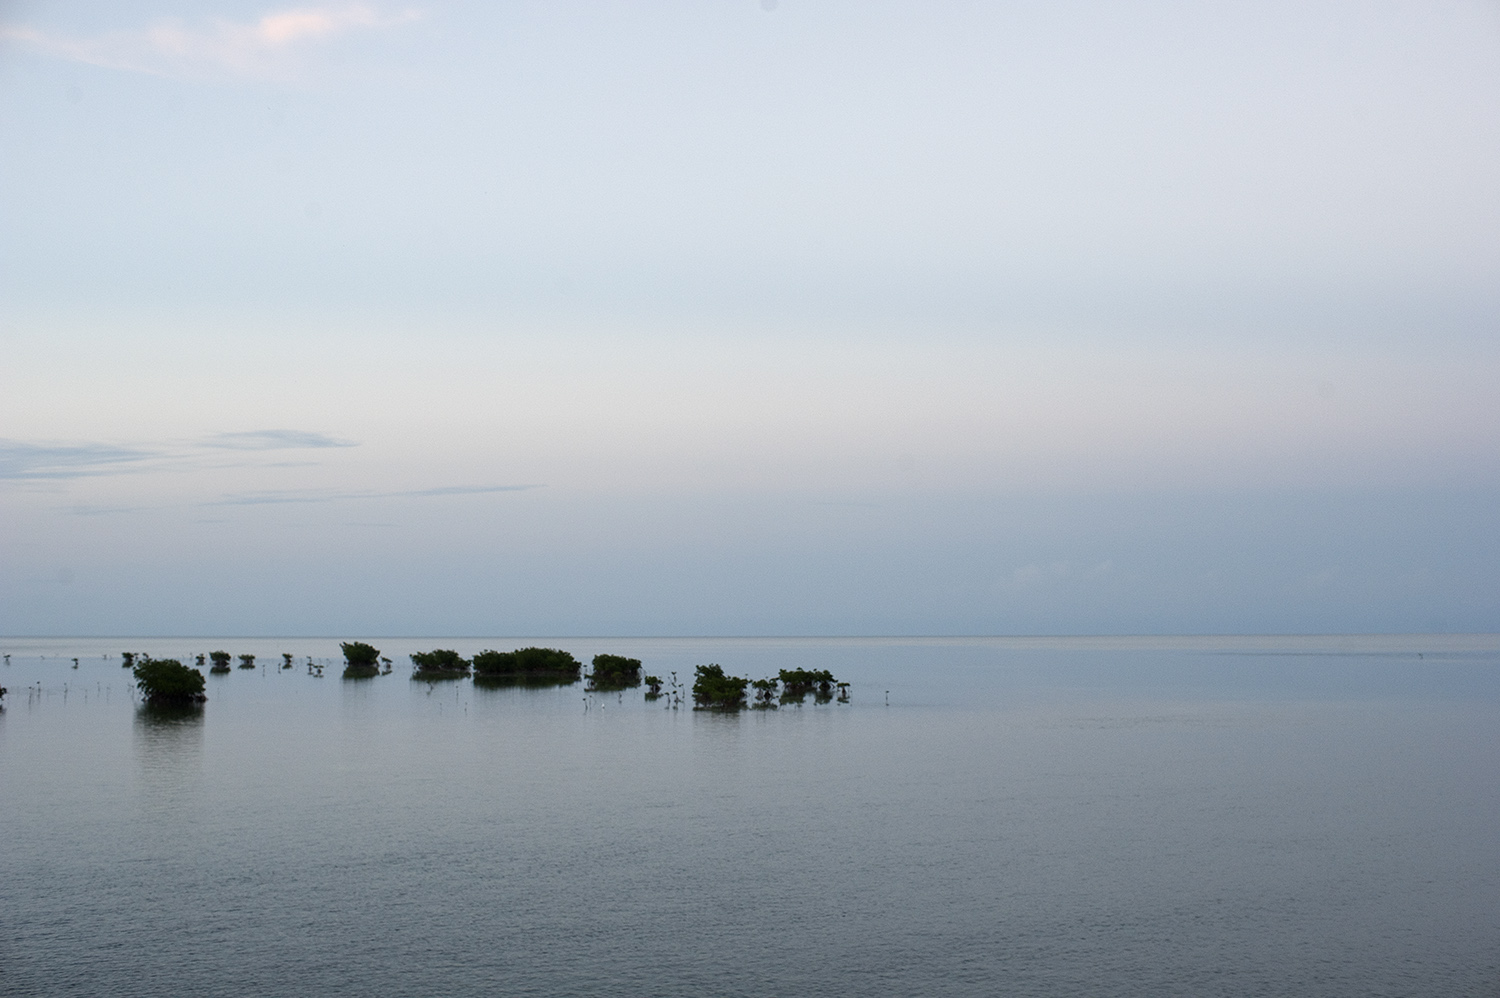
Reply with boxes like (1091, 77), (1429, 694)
(778, 668), (837, 703)
(209, 651), (232, 674)
(588, 654), (642, 691)
(237, 654), (256, 670)
(282, 653), (294, 669)
(341, 641), (382, 679)
(643, 675), (663, 699)
(411, 649), (470, 679)
(133, 658), (207, 705)
(692, 664), (749, 711)
(471, 647), (581, 683)
(195, 654), (206, 667)
(121, 652), (136, 669)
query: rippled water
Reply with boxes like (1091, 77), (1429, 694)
(2, 635), (1497, 997)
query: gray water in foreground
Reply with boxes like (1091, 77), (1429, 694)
(1, 635), (1497, 998)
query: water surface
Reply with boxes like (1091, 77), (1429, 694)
(2, 635), (1497, 997)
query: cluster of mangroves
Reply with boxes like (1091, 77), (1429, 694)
(114, 644), (849, 712)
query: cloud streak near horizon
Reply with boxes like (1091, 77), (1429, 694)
(202, 484), (542, 506)
(1, 4), (420, 80)
(0, 441), (159, 481)
(0, 430), (359, 480)
(203, 430), (358, 451)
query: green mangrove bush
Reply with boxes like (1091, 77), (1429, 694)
(472, 647), (581, 685)
(133, 658), (207, 705)
(588, 654), (642, 691)
(341, 641), (382, 679)
(692, 664), (749, 711)
(778, 668), (836, 704)
(209, 651), (232, 674)
(410, 649), (470, 679)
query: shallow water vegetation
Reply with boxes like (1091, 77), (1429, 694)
(778, 668), (837, 704)
(411, 649), (470, 679)
(643, 675), (664, 699)
(692, 664), (749, 711)
(237, 654), (256, 670)
(472, 647), (580, 685)
(751, 677), (779, 709)
(209, 651), (232, 674)
(133, 658), (207, 705)
(588, 654), (642, 691)
(282, 653), (294, 669)
(121, 652), (136, 669)
(341, 641), (382, 679)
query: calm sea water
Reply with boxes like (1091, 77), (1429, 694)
(1, 635), (1497, 998)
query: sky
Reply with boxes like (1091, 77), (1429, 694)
(2, 0), (1498, 636)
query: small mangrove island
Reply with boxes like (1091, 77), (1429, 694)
(692, 664), (750, 711)
(411, 649), (470, 680)
(587, 653), (643, 691)
(689, 664), (849, 711)
(341, 641), (382, 679)
(472, 647), (581, 685)
(133, 657), (208, 705)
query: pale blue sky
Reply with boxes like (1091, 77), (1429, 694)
(2, 1), (1498, 635)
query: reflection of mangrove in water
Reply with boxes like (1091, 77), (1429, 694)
(132, 699), (205, 806)
(472, 673), (579, 690)
(136, 700), (207, 726)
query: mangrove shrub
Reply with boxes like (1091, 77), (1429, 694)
(588, 654), (643, 691)
(341, 641), (382, 679)
(411, 649), (470, 679)
(692, 664), (749, 711)
(472, 647), (581, 684)
(209, 651), (232, 674)
(133, 658), (207, 705)
(778, 668), (836, 704)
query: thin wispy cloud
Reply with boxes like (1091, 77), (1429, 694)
(0, 440), (159, 481)
(203, 430), (358, 451)
(204, 484), (543, 506)
(1, 4), (420, 80)
(2, 430), (357, 481)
